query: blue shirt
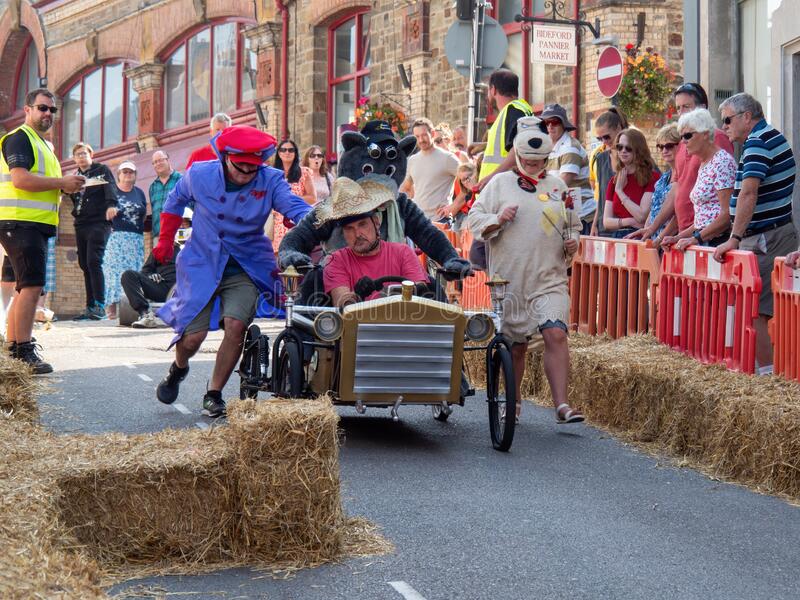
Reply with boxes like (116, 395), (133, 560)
(730, 119), (796, 230)
(112, 186), (147, 234)
(648, 169), (672, 238)
(148, 170), (182, 236)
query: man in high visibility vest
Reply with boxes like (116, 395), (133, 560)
(0, 88), (85, 373)
(477, 69), (534, 190)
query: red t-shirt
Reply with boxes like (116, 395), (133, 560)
(673, 128), (734, 230)
(323, 241), (428, 300)
(186, 145), (218, 169)
(606, 169), (660, 218)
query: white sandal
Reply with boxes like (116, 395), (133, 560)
(555, 403), (584, 424)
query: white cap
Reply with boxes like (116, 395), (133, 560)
(117, 160), (137, 172)
(513, 116), (552, 160)
(182, 207), (193, 219)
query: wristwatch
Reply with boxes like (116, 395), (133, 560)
(730, 233), (743, 242)
(692, 230), (704, 244)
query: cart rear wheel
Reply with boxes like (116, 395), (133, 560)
(274, 338), (304, 398)
(487, 345), (516, 451)
(432, 404), (450, 421)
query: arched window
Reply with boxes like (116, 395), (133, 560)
(328, 11), (371, 151)
(60, 63), (139, 156)
(14, 39), (39, 110)
(163, 21), (258, 130)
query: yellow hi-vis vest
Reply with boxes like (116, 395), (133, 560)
(478, 98), (533, 181)
(0, 124), (62, 226)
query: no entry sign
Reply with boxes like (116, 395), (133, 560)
(596, 47), (624, 98)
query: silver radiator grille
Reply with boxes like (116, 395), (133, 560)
(354, 323), (455, 395)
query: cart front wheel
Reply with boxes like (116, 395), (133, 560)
(487, 345), (516, 451)
(432, 403), (450, 422)
(274, 338), (304, 398)
(238, 324), (264, 399)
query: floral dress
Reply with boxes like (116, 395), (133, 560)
(690, 150), (737, 230)
(272, 166), (313, 253)
(103, 186), (147, 304)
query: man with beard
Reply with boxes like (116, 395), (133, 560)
(320, 178), (428, 307)
(0, 89), (85, 372)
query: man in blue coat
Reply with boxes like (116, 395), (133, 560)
(152, 125), (312, 417)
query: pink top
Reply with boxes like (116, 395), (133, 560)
(690, 149), (737, 230)
(673, 128), (734, 230)
(323, 241), (428, 300)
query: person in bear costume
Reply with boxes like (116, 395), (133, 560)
(278, 120), (471, 303)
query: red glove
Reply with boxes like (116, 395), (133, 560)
(153, 212), (183, 264)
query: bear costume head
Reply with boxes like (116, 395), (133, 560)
(338, 120), (416, 187)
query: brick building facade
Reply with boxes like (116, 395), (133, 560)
(0, 0), (685, 316)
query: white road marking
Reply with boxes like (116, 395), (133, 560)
(137, 373), (153, 382)
(388, 581), (428, 600)
(195, 422), (209, 430)
(173, 403), (191, 415)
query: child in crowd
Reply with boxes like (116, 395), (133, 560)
(467, 116), (584, 425)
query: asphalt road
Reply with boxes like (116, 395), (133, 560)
(33, 320), (800, 600)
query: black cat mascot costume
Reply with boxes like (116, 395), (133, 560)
(278, 120), (471, 303)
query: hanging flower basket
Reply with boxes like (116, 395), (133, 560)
(353, 97), (408, 137)
(617, 44), (675, 122)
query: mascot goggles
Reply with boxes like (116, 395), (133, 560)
(367, 143), (398, 160)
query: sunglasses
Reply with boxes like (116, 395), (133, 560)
(309, 153), (324, 158)
(30, 104), (57, 114)
(367, 143), (398, 160)
(596, 134), (613, 143)
(544, 119), (562, 127)
(681, 132), (696, 141)
(656, 142), (678, 151)
(278, 147), (296, 154)
(615, 144), (633, 153)
(722, 112), (744, 125)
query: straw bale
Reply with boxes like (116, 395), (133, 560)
(227, 398), (345, 564)
(53, 428), (237, 566)
(0, 354), (41, 422)
(0, 394), (390, 598)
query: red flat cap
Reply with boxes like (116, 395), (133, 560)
(215, 125), (277, 165)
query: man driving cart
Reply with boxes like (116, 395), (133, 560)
(318, 178), (430, 307)
(152, 125), (312, 417)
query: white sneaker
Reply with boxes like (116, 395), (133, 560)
(131, 310), (159, 329)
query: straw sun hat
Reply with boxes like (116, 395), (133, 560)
(314, 177), (395, 227)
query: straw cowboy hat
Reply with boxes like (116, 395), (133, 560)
(314, 177), (395, 227)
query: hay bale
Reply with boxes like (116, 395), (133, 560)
(54, 428), (236, 566)
(227, 398), (344, 565)
(0, 354), (40, 422)
(555, 335), (800, 500)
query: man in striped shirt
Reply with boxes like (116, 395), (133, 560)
(714, 93), (797, 370)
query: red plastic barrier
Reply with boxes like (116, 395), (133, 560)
(656, 246), (761, 374)
(768, 258), (800, 381)
(569, 236), (661, 338)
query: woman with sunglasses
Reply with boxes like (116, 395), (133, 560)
(271, 140), (316, 251)
(661, 108), (736, 250)
(301, 145), (334, 203)
(603, 128), (660, 238)
(589, 107), (628, 236)
(640, 124), (681, 244)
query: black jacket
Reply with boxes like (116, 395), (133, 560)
(140, 245), (180, 287)
(69, 162), (118, 227)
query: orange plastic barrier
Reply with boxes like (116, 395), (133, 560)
(656, 246), (760, 374)
(569, 236), (661, 338)
(458, 228), (492, 310)
(768, 258), (800, 381)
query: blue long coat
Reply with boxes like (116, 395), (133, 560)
(157, 161), (312, 345)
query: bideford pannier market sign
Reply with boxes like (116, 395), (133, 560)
(531, 24), (577, 67)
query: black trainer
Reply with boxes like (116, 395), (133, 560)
(14, 341), (53, 375)
(202, 390), (226, 418)
(156, 362), (189, 404)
